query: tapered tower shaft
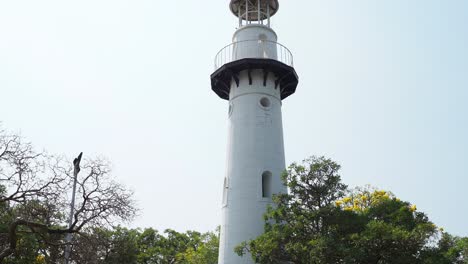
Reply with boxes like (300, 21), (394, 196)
(211, 1), (298, 263)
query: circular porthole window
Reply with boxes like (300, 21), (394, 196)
(259, 97), (271, 109)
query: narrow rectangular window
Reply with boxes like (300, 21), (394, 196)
(222, 178), (229, 205)
(262, 171), (272, 198)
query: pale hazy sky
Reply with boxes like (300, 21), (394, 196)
(1, 1), (467, 236)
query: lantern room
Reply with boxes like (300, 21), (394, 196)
(229, 0), (279, 27)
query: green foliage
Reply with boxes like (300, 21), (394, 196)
(104, 227), (140, 264)
(2, 233), (40, 264)
(236, 156), (466, 264)
(177, 228), (219, 264)
(235, 157), (350, 263)
(0, 191), (65, 264)
(69, 226), (219, 264)
(422, 233), (468, 264)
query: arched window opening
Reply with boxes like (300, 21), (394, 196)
(262, 171), (272, 198)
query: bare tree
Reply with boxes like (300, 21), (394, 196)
(0, 127), (137, 262)
(0, 128), (62, 205)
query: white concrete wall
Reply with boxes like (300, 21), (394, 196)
(232, 24), (278, 61)
(232, 24), (278, 42)
(218, 61), (288, 263)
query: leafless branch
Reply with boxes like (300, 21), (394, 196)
(0, 127), (137, 262)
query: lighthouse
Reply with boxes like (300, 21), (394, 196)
(211, 0), (298, 263)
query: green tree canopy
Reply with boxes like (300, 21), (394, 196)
(236, 156), (467, 264)
(68, 227), (219, 264)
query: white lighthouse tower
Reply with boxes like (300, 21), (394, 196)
(211, 1), (298, 263)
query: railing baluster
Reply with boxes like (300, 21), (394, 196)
(281, 45), (284, 64)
